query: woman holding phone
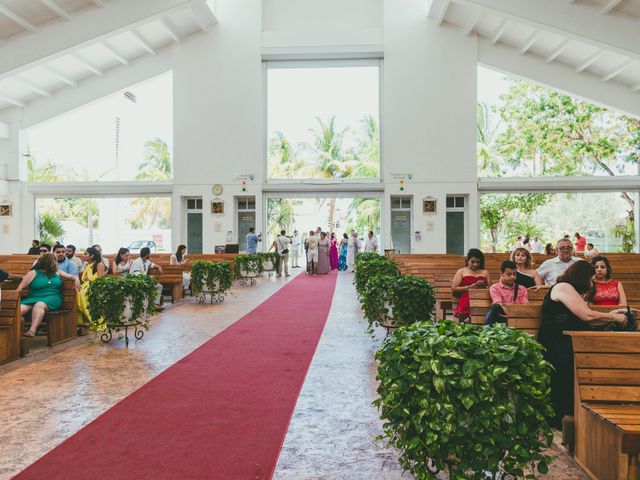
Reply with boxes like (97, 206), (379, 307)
(452, 248), (491, 322)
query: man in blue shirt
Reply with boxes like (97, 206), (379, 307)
(246, 228), (261, 254)
(54, 244), (79, 276)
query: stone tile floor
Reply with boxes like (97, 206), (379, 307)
(1, 268), (589, 479)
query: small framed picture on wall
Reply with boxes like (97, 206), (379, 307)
(211, 201), (224, 214)
(423, 197), (437, 214)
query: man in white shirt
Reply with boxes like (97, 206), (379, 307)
(530, 236), (543, 254)
(306, 231), (318, 275)
(363, 231), (378, 253)
(130, 247), (164, 309)
(275, 230), (291, 278)
(536, 238), (582, 285)
(290, 230), (300, 268)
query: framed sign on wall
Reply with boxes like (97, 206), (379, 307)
(423, 197), (437, 214)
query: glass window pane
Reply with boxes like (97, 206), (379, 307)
(480, 192), (634, 253)
(26, 73), (173, 182)
(36, 196), (172, 252)
(446, 197), (455, 208)
(187, 199), (195, 210)
(267, 63), (380, 180)
(455, 197), (465, 208)
(196, 199), (203, 209)
(247, 198), (256, 210)
(391, 197), (401, 209)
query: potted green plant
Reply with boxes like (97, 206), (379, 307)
(375, 321), (555, 479)
(235, 254), (263, 285)
(355, 252), (380, 265)
(191, 260), (233, 303)
(360, 274), (435, 334)
(353, 255), (399, 296)
(86, 275), (158, 344)
(258, 252), (280, 275)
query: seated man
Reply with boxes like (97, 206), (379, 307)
(27, 239), (41, 255)
(129, 247), (164, 310)
(536, 238), (582, 285)
(65, 244), (83, 271)
(485, 260), (528, 325)
(54, 244), (78, 277)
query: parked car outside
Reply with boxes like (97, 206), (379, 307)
(128, 240), (158, 253)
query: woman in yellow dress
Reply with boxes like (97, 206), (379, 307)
(77, 247), (107, 324)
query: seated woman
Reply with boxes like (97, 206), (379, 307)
(510, 247), (542, 288)
(77, 247), (107, 324)
(169, 244), (191, 291)
(590, 255), (626, 306)
(538, 261), (629, 428)
(18, 253), (80, 337)
(544, 243), (556, 256)
(452, 248), (491, 321)
(113, 247), (132, 274)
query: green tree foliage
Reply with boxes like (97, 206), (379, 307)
(480, 193), (549, 252)
(266, 198), (299, 237)
(37, 213), (65, 245)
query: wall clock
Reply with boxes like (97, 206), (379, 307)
(212, 184), (223, 196)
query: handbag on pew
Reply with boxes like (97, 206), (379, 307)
(600, 306), (638, 332)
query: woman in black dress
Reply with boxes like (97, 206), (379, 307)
(539, 261), (628, 428)
(510, 247), (542, 288)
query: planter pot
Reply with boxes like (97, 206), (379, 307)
(201, 279), (220, 292)
(239, 269), (259, 278)
(262, 260), (275, 271)
(380, 301), (396, 329)
(121, 296), (149, 323)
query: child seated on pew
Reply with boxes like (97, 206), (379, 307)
(485, 260), (528, 325)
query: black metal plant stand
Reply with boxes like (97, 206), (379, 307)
(100, 321), (145, 346)
(197, 290), (226, 304)
(238, 275), (258, 286)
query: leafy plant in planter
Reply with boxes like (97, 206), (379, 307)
(235, 254), (264, 278)
(257, 252), (280, 272)
(360, 274), (435, 333)
(355, 252), (380, 265)
(86, 275), (158, 331)
(191, 260), (233, 296)
(354, 256), (399, 296)
(375, 321), (554, 480)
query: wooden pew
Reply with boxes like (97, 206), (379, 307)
(2, 279), (78, 347)
(0, 289), (21, 364)
(567, 331), (640, 480)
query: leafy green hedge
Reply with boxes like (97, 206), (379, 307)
(86, 275), (158, 330)
(355, 252), (380, 265)
(375, 321), (554, 479)
(353, 255), (399, 296)
(360, 274), (435, 333)
(191, 260), (233, 296)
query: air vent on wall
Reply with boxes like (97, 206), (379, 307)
(124, 91), (137, 103)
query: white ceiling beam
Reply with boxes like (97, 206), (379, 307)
(0, 4), (38, 33)
(17, 77), (52, 97)
(545, 38), (570, 63)
(189, 0), (218, 32)
(72, 54), (104, 76)
(0, 93), (26, 109)
(427, 0), (450, 25)
(131, 29), (156, 55)
(462, 11), (482, 36)
(519, 30), (539, 55)
(575, 50), (603, 73)
(21, 49), (172, 129)
(0, 0), (202, 81)
(601, 0), (623, 14)
(42, 66), (77, 86)
(102, 42), (130, 65)
(160, 18), (181, 43)
(39, 0), (72, 21)
(478, 38), (640, 119)
(601, 58), (634, 82)
(449, 0), (640, 59)
(489, 18), (508, 46)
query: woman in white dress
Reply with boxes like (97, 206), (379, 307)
(347, 231), (359, 272)
(169, 244), (191, 290)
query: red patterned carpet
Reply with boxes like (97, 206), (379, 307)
(14, 272), (338, 480)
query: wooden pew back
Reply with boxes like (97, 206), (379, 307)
(0, 289), (21, 364)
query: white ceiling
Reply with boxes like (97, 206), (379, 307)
(430, 0), (640, 117)
(0, 0), (217, 112)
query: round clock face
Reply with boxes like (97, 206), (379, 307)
(212, 184), (223, 196)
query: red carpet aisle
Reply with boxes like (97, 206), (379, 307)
(14, 272), (338, 480)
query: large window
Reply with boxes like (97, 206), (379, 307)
(26, 73), (173, 182)
(480, 192), (636, 253)
(36, 196), (171, 253)
(477, 66), (639, 178)
(266, 61), (380, 180)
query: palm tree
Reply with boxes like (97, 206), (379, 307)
(130, 138), (172, 229)
(37, 213), (65, 246)
(352, 115), (380, 177)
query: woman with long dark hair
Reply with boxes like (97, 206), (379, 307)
(590, 255), (626, 306)
(77, 247), (106, 324)
(113, 247), (132, 274)
(170, 244), (191, 290)
(451, 249), (491, 321)
(539, 261), (629, 427)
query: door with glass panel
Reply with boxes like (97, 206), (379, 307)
(446, 196), (466, 255)
(237, 197), (256, 252)
(390, 196), (412, 254)
(186, 198), (203, 254)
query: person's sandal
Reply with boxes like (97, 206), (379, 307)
(23, 330), (35, 337)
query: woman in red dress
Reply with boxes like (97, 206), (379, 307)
(590, 255), (626, 306)
(452, 248), (491, 321)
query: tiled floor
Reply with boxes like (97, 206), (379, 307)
(1, 269), (589, 479)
